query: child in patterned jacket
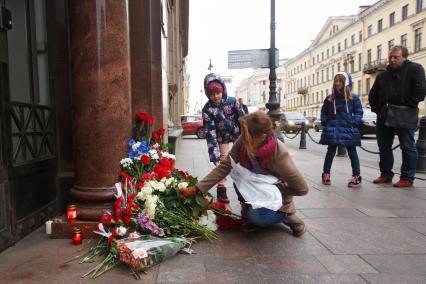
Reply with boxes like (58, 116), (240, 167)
(202, 73), (244, 203)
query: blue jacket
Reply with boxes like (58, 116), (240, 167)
(319, 93), (363, 146)
(202, 73), (244, 162)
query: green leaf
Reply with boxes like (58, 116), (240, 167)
(195, 194), (209, 207)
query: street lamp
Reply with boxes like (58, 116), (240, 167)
(265, 0), (283, 141)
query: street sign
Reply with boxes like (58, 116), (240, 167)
(227, 49), (279, 69)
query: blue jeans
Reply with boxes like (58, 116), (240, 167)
(376, 123), (417, 180)
(323, 145), (360, 176)
(246, 206), (287, 226)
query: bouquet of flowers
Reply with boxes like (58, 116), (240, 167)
(116, 236), (187, 276)
(71, 112), (220, 279)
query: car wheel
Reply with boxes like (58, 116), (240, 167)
(196, 128), (205, 139)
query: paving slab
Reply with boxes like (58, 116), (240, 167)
(263, 273), (367, 283)
(300, 208), (367, 218)
(305, 218), (426, 254)
(315, 255), (378, 274)
(361, 273), (426, 284)
(360, 255), (426, 274)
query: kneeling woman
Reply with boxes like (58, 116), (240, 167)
(181, 111), (309, 237)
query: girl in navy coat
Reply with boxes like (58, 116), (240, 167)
(320, 72), (363, 187)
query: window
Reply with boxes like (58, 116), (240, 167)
(350, 60), (354, 73)
(326, 67), (329, 81)
(316, 72), (319, 84)
(402, 5), (408, 20)
(359, 31), (363, 42)
(367, 49), (372, 64)
(351, 34), (355, 45)
(317, 54), (319, 62)
(358, 80), (362, 95)
(415, 28), (423, 52)
(377, 44), (382, 61)
(312, 74), (315, 85)
(331, 65), (335, 77)
(332, 46), (335, 54)
(337, 62), (341, 71)
(417, 0), (423, 13)
(401, 33), (408, 46)
(321, 52), (324, 60)
(327, 49), (329, 58)
(366, 78), (371, 94)
(321, 70), (324, 82)
(389, 12), (395, 26)
(344, 38), (348, 49)
(313, 57), (315, 65)
(338, 42), (341, 52)
(358, 53), (362, 71)
(388, 39), (395, 50)
(368, 25), (372, 37)
(378, 19), (383, 33)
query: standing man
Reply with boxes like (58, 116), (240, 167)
(238, 98), (249, 115)
(369, 46), (426, 187)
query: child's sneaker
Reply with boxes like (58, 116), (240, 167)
(322, 173), (331, 185)
(348, 176), (362, 188)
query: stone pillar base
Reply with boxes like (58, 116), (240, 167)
(50, 215), (98, 239)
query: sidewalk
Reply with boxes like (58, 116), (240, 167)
(1, 137), (426, 283)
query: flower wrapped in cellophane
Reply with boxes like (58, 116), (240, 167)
(116, 236), (186, 272)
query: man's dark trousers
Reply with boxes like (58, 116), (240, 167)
(376, 121), (417, 180)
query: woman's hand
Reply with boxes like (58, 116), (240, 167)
(178, 186), (197, 198)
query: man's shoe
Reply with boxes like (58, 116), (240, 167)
(283, 214), (307, 237)
(393, 179), (413, 188)
(373, 176), (392, 184)
(216, 186), (230, 203)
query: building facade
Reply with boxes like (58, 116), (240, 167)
(284, 0), (426, 118)
(0, 0), (189, 252)
(234, 63), (286, 109)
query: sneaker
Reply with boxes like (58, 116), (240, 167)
(322, 173), (331, 185)
(216, 186), (230, 203)
(348, 176), (362, 188)
(393, 178), (413, 188)
(283, 214), (307, 237)
(373, 176), (392, 184)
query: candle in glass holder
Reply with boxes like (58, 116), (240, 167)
(67, 204), (77, 222)
(72, 227), (82, 245)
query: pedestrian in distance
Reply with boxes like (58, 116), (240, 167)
(202, 73), (244, 203)
(320, 71), (363, 188)
(238, 98), (249, 115)
(179, 111), (309, 237)
(368, 45), (426, 187)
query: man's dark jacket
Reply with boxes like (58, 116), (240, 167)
(242, 104), (249, 114)
(368, 60), (426, 116)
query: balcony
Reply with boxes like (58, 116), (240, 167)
(297, 87), (309, 95)
(363, 59), (387, 74)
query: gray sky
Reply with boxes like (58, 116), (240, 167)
(187, 0), (378, 113)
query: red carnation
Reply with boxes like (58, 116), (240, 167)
(118, 172), (133, 181)
(135, 112), (155, 126)
(141, 155), (151, 165)
(158, 128), (165, 136)
(151, 131), (160, 140)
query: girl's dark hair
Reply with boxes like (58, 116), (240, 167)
(331, 74), (352, 101)
(239, 111), (273, 156)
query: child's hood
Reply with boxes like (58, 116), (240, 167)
(203, 73), (228, 101)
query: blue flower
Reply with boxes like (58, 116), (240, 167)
(128, 139), (136, 147)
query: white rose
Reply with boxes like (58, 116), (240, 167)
(198, 216), (209, 226)
(116, 226), (127, 236)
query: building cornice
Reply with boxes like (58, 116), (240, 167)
(359, 0), (394, 19)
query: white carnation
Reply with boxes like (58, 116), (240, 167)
(177, 182), (189, 190)
(120, 158), (133, 167)
(149, 149), (159, 160)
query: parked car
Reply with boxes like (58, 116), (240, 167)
(359, 108), (377, 137)
(281, 111), (310, 133)
(314, 118), (323, 132)
(180, 115), (205, 139)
